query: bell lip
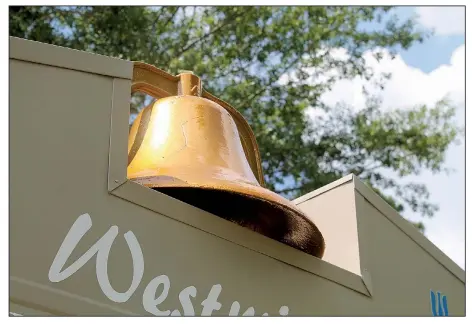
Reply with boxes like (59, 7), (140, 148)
(129, 175), (326, 258)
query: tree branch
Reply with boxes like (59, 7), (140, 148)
(162, 6), (180, 29)
(357, 161), (383, 177)
(275, 183), (312, 195)
(153, 6), (182, 59)
(150, 7), (164, 35)
(236, 57), (300, 109)
(215, 61), (254, 79)
(173, 10), (246, 58)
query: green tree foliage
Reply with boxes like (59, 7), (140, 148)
(9, 6), (462, 233)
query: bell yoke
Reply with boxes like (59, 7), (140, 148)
(127, 62), (325, 259)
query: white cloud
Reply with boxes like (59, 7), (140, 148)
(319, 45), (464, 111)
(307, 45), (465, 268)
(416, 7), (465, 36)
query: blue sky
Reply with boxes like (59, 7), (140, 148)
(314, 6), (465, 268)
(398, 7), (465, 269)
(371, 6), (465, 269)
(395, 7), (465, 72)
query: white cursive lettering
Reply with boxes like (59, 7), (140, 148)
(48, 213), (144, 303)
(143, 275), (171, 316)
(171, 286), (197, 316)
(229, 301), (255, 316)
(201, 284), (222, 316)
(48, 213), (290, 316)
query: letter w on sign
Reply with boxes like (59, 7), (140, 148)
(430, 290), (449, 316)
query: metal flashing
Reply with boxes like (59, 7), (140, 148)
(9, 37), (133, 80)
(352, 175), (464, 283)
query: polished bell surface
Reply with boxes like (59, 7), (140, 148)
(128, 95), (260, 188)
(127, 72), (325, 258)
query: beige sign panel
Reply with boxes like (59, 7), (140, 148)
(9, 37), (465, 316)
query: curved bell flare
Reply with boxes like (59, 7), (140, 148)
(127, 95), (325, 259)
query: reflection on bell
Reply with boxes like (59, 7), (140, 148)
(127, 69), (325, 259)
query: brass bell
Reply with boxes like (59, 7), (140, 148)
(128, 63), (325, 258)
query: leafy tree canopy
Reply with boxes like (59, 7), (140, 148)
(9, 6), (463, 232)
